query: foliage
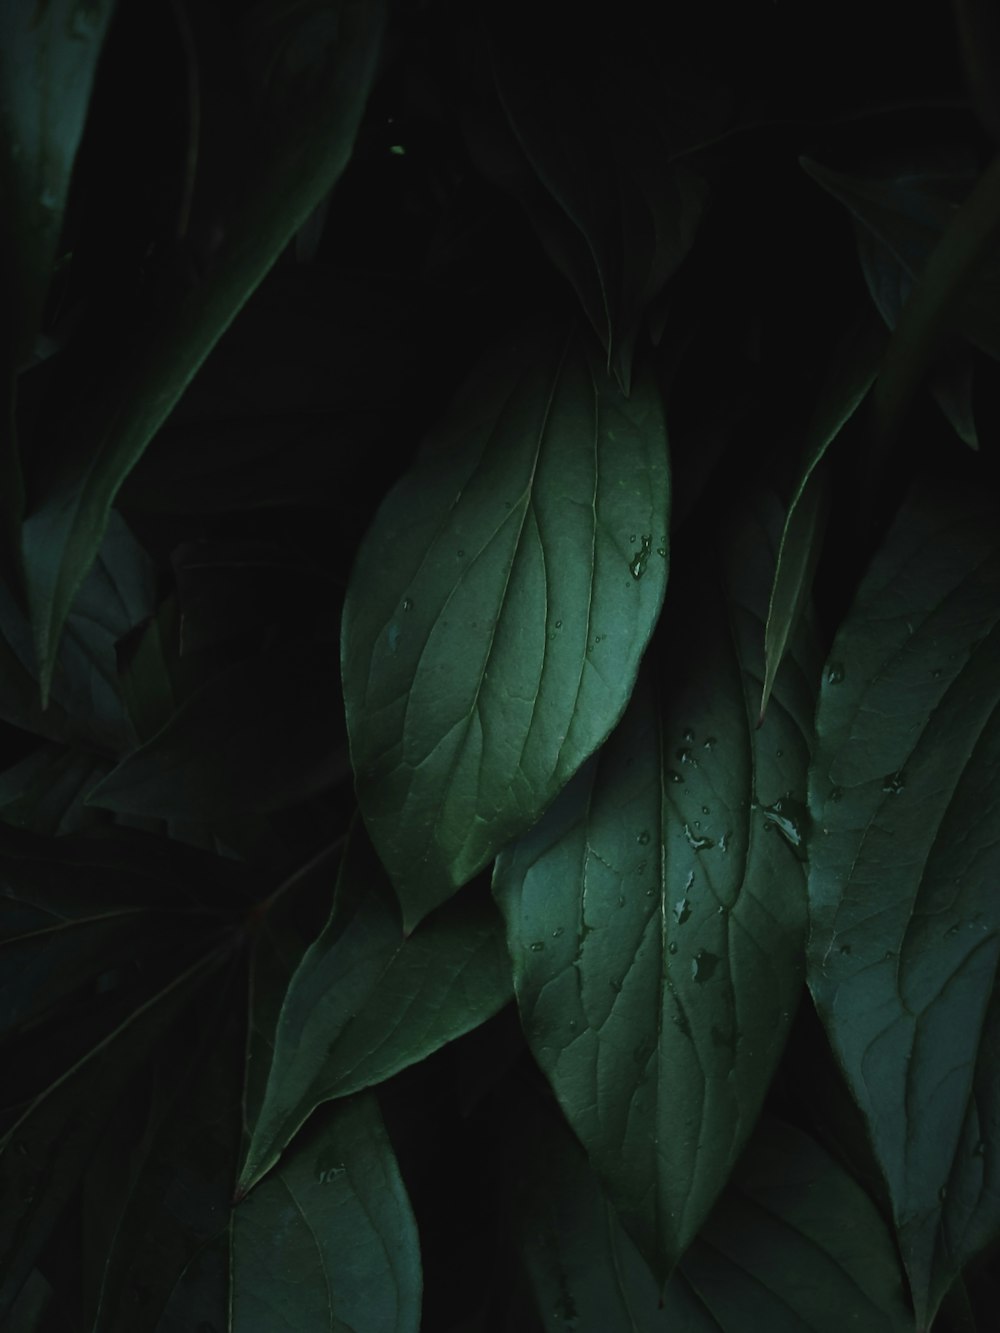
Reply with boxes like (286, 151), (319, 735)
(2, 1), (1000, 1329)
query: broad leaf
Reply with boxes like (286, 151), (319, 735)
(493, 490), (817, 1279)
(510, 1099), (913, 1332)
(233, 1094), (421, 1333)
(807, 481), (1000, 1328)
(760, 319), (883, 724)
(240, 824), (512, 1190)
(0, 742), (111, 836)
(342, 324), (670, 929)
(20, 0), (387, 703)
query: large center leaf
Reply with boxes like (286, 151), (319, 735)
(807, 480), (1000, 1330)
(342, 324), (670, 930)
(493, 491), (817, 1280)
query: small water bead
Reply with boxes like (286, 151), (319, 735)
(701, 805), (710, 815)
(551, 927), (565, 938)
(637, 830), (651, 845)
(402, 597), (413, 612)
(529, 941), (545, 952)
(826, 663), (845, 685)
(703, 736), (717, 751)
(667, 770), (684, 784)
(555, 619), (562, 628)
(629, 535), (652, 580)
(682, 729), (695, 743)
(673, 898), (691, 924)
(668, 941), (678, 954)
(882, 771), (906, 795)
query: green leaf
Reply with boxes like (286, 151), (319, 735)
(20, 0), (387, 704)
(511, 1100), (913, 1332)
(807, 481), (1000, 1328)
(85, 968), (245, 1333)
(342, 325), (671, 930)
(759, 319), (883, 725)
(481, 9), (711, 389)
(0, 953), (218, 1319)
(239, 823), (512, 1191)
(233, 1094), (421, 1333)
(493, 490), (817, 1279)
(85, 641), (346, 821)
(0, 742), (111, 835)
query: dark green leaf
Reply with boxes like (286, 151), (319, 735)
(481, 9), (712, 389)
(0, 742), (111, 836)
(493, 491), (817, 1279)
(510, 1098), (912, 1333)
(807, 481), (1000, 1328)
(85, 641), (346, 820)
(342, 325), (670, 930)
(85, 969), (244, 1333)
(0, 0), (114, 368)
(20, 0), (387, 704)
(760, 319), (883, 724)
(0, 954), (218, 1319)
(239, 824), (512, 1191)
(233, 1094), (421, 1333)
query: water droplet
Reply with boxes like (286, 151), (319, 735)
(826, 663), (845, 685)
(718, 831), (730, 854)
(673, 898), (691, 924)
(839, 942), (851, 955)
(684, 823), (714, 852)
(760, 796), (807, 851)
(883, 949), (896, 962)
(668, 940), (678, 954)
(946, 924), (960, 937)
(667, 769), (683, 783)
(551, 926), (564, 938)
(775, 748), (783, 758)
(701, 805), (710, 815)
(629, 534), (652, 580)
(635, 830), (651, 848)
(554, 619), (562, 628)
(402, 597), (413, 612)
(938, 1185), (948, 1202)
(676, 747), (697, 767)
(716, 904), (726, 915)
(657, 547), (666, 557)
(629, 533), (636, 543)
(974, 1140), (986, 1157)
(457, 548), (465, 558)
(645, 886), (657, 897)
(932, 667), (943, 679)
(703, 735), (717, 751)
(882, 770), (906, 796)
(568, 1019), (578, 1031)
(529, 941), (545, 952)
(682, 728), (695, 742)
(692, 949), (719, 983)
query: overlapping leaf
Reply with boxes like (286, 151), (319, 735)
(342, 324), (670, 929)
(239, 823), (512, 1191)
(510, 1098), (913, 1332)
(760, 319), (883, 724)
(808, 481), (1000, 1328)
(20, 0), (387, 703)
(233, 1095), (421, 1333)
(493, 490), (818, 1279)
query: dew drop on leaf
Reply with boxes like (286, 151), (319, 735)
(826, 662), (845, 685)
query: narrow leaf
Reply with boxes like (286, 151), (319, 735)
(232, 1094), (421, 1333)
(21, 0), (386, 703)
(494, 490), (818, 1279)
(342, 324), (670, 930)
(759, 319), (883, 724)
(808, 481), (1000, 1328)
(240, 824), (512, 1191)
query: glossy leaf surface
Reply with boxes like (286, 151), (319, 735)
(494, 492), (817, 1279)
(343, 325), (670, 929)
(808, 482), (1000, 1328)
